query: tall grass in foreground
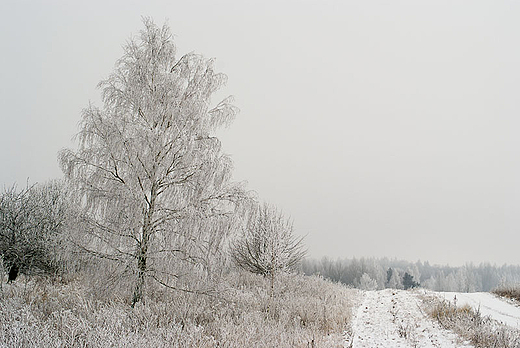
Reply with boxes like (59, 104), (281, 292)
(0, 271), (358, 347)
(421, 292), (520, 348)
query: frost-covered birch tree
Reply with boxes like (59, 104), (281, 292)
(59, 19), (245, 307)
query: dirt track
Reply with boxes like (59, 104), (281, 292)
(346, 290), (474, 348)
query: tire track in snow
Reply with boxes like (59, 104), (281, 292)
(346, 289), (474, 348)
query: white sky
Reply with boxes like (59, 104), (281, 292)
(1, 1), (520, 266)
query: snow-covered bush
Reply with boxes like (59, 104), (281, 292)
(231, 203), (306, 278)
(0, 181), (69, 282)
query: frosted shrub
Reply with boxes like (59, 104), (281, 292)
(0, 181), (69, 282)
(230, 202), (307, 311)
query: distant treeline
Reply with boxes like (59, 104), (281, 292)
(301, 257), (520, 292)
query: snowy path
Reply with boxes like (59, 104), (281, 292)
(441, 292), (520, 328)
(346, 289), (473, 348)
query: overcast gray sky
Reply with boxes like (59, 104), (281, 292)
(2, 0), (519, 266)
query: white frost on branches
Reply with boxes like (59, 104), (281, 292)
(231, 203), (306, 278)
(59, 18), (247, 306)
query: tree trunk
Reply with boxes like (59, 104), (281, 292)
(131, 245), (147, 307)
(8, 263), (19, 283)
(270, 271), (275, 299)
(267, 270), (276, 316)
(131, 184), (157, 307)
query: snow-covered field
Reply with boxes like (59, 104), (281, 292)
(346, 289), (520, 348)
(440, 291), (520, 328)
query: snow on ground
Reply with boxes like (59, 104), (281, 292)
(346, 289), (474, 348)
(441, 291), (520, 328)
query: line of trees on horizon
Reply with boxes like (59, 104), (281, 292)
(302, 257), (520, 292)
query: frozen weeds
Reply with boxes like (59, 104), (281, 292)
(441, 291), (520, 328)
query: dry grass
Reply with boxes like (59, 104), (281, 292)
(0, 271), (359, 347)
(493, 284), (520, 302)
(422, 293), (520, 348)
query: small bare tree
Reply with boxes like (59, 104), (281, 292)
(231, 203), (307, 297)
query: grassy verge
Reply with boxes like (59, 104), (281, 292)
(421, 292), (520, 348)
(0, 272), (359, 347)
(493, 284), (520, 303)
